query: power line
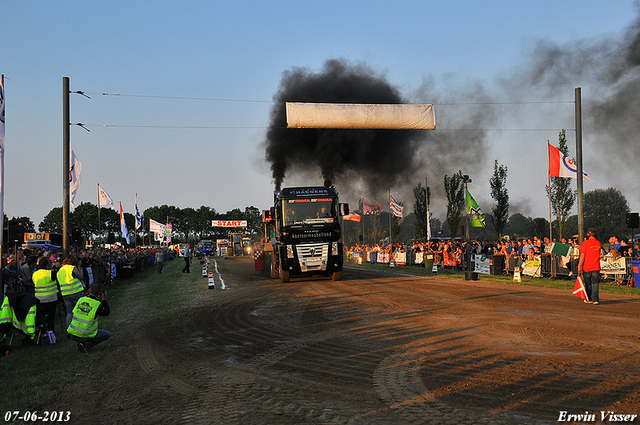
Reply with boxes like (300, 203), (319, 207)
(83, 92), (271, 104)
(434, 100), (574, 105)
(83, 124), (267, 129)
(81, 91), (574, 106)
(80, 123), (572, 131)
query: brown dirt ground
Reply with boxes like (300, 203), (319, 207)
(44, 257), (640, 425)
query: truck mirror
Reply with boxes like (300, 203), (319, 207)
(340, 203), (349, 216)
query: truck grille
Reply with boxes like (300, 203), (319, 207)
(296, 243), (329, 272)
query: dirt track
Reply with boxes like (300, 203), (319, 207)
(46, 256), (640, 424)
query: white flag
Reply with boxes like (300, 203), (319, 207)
(69, 147), (82, 209)
(120, 202), (130, 244)
(390, 193), (404, 218)
(149, 218), (166, 234)
(98, 185), (117, 211)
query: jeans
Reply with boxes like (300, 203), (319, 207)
(63, 292), (84, 328)
(182, 257), (191, 273)
(71, 329), (111, 349)
(582, 270), (600, 303)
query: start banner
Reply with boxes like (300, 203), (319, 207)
(212, 220), (247, 228)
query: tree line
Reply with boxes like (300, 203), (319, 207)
(6, 203), (263, 246)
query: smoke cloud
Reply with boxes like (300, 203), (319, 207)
(264, 59), (494, 208)
(265, 59), (423, 193)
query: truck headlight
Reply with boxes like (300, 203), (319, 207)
(332, 242), (338, 256)
(286, 245), (294, 258)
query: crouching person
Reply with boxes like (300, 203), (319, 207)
(67, 283), (111, 353)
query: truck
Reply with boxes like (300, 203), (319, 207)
(228, 232), (245, 256)
(198, 240), (216, 256)
(242, 237), (254, 256)
(216, 239), (230, 256)
(263, 186), (349, 283)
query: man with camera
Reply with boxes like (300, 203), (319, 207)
(67, 283), (111, 353)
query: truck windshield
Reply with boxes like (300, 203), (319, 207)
(282, 198), (336, 226)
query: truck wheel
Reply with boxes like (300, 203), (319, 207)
(332, 271), (342, 281)
(280, 267), (290, 283)
(271, 254), (279, 279)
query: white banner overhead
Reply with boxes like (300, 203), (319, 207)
(285, 102), (436, 130)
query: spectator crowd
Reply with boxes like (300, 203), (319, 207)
(1, 245), (175, 302)
(346, 235), (640, 282)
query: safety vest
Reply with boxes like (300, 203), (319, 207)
(32, 269), (58, 301)
(0, 296), (37, 338)
(57, 265), (83, 296)
(67, 296), (101, 338)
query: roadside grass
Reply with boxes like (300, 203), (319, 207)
(346, 261), (640, 297)
(0, 258), (192, 412)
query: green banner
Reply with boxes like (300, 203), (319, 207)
(466, 189), (486, 227)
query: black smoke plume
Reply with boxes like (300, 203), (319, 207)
(264, 59), (425, 193)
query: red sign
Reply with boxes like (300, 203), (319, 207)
(211, 220), (247, 227)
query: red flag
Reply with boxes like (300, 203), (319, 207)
(573, 276), (589, 301)
(548, 142), (594, 181)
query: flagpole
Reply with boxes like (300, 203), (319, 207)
(97, 183), (101, 241)
(547, 141), (553, 241)
(362, 197), (365, 245)
(425, 177), (430, 242)
(135, 193), (138, 248)
(0, 74), (5, 264)
(388, 189), (392, 249)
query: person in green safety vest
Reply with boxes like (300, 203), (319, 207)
(32, 257), (58, 332)
(56, 256), (85, 328)
(67, 283), (110, 353)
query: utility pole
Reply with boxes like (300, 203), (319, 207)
(463, 175), (472, 275)
(575, 87), (584, 244)
(62, 77), (70, 257)
(425, 177), (430, 242)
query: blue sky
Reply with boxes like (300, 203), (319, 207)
(3, 1), (638, 228)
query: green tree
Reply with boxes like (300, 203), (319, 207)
(413, 182), (431, 242)
(444, 171), (465, 240)
(180, 207), (197, 243)
(546, 130), (575, 240)
(489, 160), (509, 239)
(72, 202), (99, 239)
(101, 207), (120, 238)
(508, 213), (535, 239)
(533, 217), (549, 239)
(583, 188), (631, 241)
(244, 206), (262, 238)
(39, 207), (63, 233)
(9, 216), (35, 233)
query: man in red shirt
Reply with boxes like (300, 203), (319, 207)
(578, 228), (602, 305)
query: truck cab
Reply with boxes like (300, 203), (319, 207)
(266, 186), (348, 282)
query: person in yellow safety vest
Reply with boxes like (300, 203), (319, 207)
(32, 257), (59, 332)
(56, 256), (85, 328)
(67, 283), (110, 353)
